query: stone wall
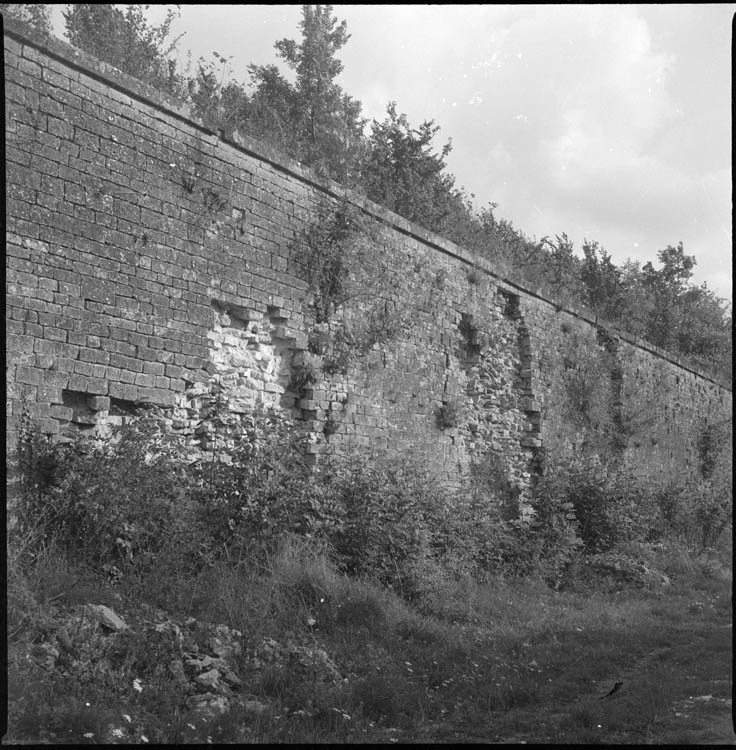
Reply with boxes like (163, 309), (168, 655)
(5, 18), (731, 513)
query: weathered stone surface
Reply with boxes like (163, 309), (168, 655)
(194, 668), (222, 690)
(3, 18), (731, 514)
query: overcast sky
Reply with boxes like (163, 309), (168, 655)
(50, 4), (734, 300)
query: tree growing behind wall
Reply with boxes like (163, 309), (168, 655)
(1, 3), (52, 33)
(265, 4), (366, 182)
(63, 4), (186, 96)
(361, 102), (468, 235)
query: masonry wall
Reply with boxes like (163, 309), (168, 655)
(5, 19), (731, 513)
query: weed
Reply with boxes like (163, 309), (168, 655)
(180, 171), (197, 193)
(466, 264), (483, 285)
(201, 186), (228, 215)
(294, 198), (411, 373)
(436, 400), (461, 429)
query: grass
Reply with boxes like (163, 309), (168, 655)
(5, 530), (732, 745)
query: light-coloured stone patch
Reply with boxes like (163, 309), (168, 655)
(207, 304), (292, 413)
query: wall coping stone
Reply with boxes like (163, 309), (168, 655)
(4, 16), (730, 392)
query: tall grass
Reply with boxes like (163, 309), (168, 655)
(6, 411), (732, 743)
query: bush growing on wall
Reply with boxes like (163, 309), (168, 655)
(294, 198), (413, 375)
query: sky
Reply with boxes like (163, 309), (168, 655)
(50, 4), (733, 301)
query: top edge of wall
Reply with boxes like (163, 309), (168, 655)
(3, 16), (731, 392)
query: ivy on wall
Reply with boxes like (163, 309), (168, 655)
(292, 196), (413, 375)
(560, 330), (624, 460)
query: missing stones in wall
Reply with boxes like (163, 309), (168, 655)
(458, 314), (480, 359)
(437, 400), (461, 430)
(323, 403), (340, 437)
(697, 423), (718, 479)
(560, 329), (628, 458)
(500, 289), (521, 320)
(434, 269), (449, 290)
(695, 419), (731, 480)
(52, 390), (147, 439)
(596, 327), (625, 453)
(208, 300), (298, 414)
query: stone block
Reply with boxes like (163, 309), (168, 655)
(520, 398), (541, 412)
(520, 437), (542, 448)
(87, 395), (110, 412)
(49, 405), (74, 421)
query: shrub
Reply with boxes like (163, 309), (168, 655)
(538, 455), (666, 555)
(436, 400), (461, 429)
(317, 452), (448, 594)
(191, 410), (344, 565)
(476, 490), (583, 588)
(14, 416), (192, 578)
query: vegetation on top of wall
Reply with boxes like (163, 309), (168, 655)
(0, 3), (53, 34)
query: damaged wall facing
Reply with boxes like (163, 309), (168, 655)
(5, 18), (732, 516)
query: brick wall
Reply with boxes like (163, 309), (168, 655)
(5, 18), (731, 512)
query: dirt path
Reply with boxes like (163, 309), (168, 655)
(446, 591), (734, 744)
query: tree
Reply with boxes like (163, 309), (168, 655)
(1, 3), (52, 33)
(63, 4), (185, 96)
(247, 4), (366, 181)
(640, 242), (697, 349)
(537, 233), (586, 304)
(240, 63), (302, 155)
(670, 285), (732, 379)
(362, 102), (466, 233)
(613, 246), (730, 380)
(580, 240), (625, 323)
(643, 242), (696, 296)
